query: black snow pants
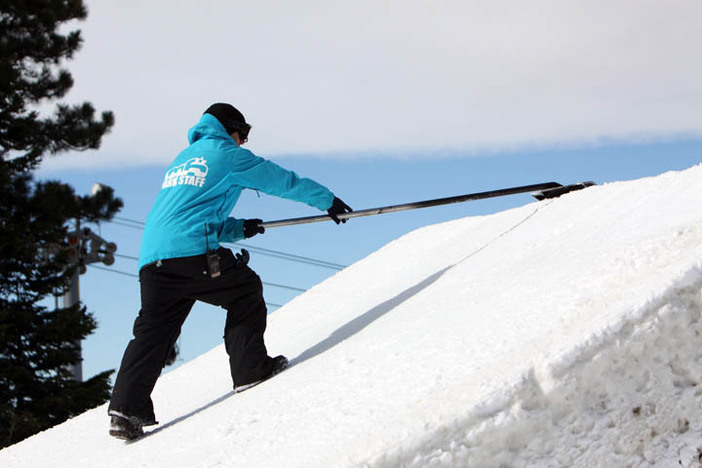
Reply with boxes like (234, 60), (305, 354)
(108, 247), (273, 424)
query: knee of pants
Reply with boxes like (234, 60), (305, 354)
(224, 297), (267, 330)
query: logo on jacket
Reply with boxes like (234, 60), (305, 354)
(162, 157), (209, 189)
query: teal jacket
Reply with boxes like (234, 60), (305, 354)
(138, 114), (335, 269)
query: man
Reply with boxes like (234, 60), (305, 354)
(108, 103), (352, 440)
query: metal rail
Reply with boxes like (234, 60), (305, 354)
(260, 182), (563, 229)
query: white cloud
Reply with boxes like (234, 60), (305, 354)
(46, 0), (702, 169)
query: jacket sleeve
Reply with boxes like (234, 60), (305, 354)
(227, 147), (335, 211)
(216, 217), (245, 243)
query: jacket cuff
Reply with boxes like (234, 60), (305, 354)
(320, 192), (335, 211)
(218, 217), (245, 243)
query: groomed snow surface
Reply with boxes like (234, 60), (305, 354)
(2, 164), (702, 467)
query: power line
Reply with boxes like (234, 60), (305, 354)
(87, 264), (285, 310)
(89, 264), (138, 277)
(106, 215), (335, 293)
(88, 263), (307, 292)
(110, 218), (147, 230)
(232, 242), (345, 270)
(113, 247), (343, 269)
(263, 282), (305, 293)
(110, 216), (346, 270)
(115, 253), (139, 261)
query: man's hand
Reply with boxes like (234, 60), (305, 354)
(327, 197), (353, 224)
(243, 219), (265, 238)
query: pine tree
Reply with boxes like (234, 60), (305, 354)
(0, 0), (122, 447)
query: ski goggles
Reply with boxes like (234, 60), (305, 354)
(228, 121), (252, 143)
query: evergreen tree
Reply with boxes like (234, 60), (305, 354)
(0, 0), (122, 447)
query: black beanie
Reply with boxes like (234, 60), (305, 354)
(204, 103), (247, 134)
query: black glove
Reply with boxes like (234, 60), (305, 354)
(327, 197), (353, 224)
(243, 219), (265, 238)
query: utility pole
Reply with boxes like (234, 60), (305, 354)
(63, 266), (82, 381)
(61, 184), (118, 382)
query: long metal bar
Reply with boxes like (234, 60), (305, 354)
(260, 182), (562, 229)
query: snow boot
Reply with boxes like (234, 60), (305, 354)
(108, 412), (146, 441)
(234, 355), (289, 394)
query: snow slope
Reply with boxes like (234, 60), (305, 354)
(2, 164), (702, 467)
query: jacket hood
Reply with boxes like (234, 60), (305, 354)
(187, 113), (232, 145)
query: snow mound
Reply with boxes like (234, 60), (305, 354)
(2, 164), (701, 467)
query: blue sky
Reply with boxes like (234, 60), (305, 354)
(32, 0), (702, 380)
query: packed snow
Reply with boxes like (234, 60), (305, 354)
(2, 164), (702, 467)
